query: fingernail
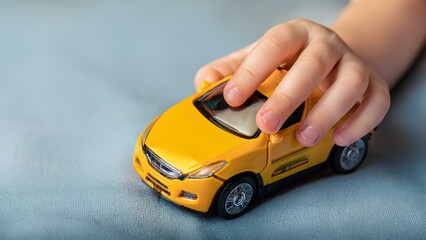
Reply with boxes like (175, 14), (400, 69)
(225, 87), (242, 104)
(261, 111), (281, 132)
(299, 125), (320, 146)
(336, 127), (353, 146)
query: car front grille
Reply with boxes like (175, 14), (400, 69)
(143, 145), (183, 179)
(146, 173), (170, 195)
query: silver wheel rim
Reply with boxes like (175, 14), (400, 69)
(340, 139), (366, 171)
(225, 182), (253, 215)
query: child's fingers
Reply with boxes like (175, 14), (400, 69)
(255, 35), (342, 134)
(296, 56), (369, 147)
(194, 45), (252, 89)
(223, 21), (308, 107)
(333, 74), (391, 146)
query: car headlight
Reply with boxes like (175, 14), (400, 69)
(188, 161), (227, 179)
(142, 115), (161, 146)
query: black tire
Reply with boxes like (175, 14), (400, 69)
(332, 137), (369, 174)
(216, 176), (256, 219)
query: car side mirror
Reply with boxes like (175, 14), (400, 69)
(198, 80), (212, 92)
(270, 133), (283, 144)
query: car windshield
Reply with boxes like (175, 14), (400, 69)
(194, 82), (266, 138)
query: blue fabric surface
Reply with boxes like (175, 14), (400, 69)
(1, 1), (425, 239)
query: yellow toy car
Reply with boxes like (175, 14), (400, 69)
(133, 68), (370, 219)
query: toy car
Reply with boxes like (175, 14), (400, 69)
(133, 68), (370, 219)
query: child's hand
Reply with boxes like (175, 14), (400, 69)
(194, 19), (390, 147)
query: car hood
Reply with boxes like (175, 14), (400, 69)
(145, 96), (248, 173)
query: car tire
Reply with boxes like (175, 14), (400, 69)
(216, 176), (256, 219)
(332, 137), (369, 174)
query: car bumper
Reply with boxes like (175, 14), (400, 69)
(133, 135), (224, 213)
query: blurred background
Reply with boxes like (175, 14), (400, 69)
(0, 1), (425, 239)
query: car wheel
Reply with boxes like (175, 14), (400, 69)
(332, 137), (368, 174)
(216, 176), (256, 219)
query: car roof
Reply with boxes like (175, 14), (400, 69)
(257, 69), (287, 97)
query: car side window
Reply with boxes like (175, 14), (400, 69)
(280, 103), (305, 130)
